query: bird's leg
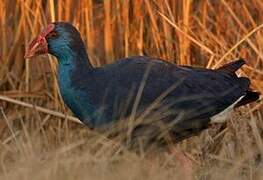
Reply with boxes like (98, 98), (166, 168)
(171, 147), (193, 180)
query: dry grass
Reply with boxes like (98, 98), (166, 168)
(0, 0), (263, 179)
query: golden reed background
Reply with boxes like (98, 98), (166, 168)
(0, 0), (262, 179)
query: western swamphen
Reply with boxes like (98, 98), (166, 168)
(25, 22), (259, 147)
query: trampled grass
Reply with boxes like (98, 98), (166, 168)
(0, 0), (262, 179)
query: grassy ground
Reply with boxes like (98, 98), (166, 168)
(0, 0), (263, 179)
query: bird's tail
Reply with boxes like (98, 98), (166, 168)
(217, 59), (260, 107)
(234, 90), (260, 108)
(216, 59), (246, 75)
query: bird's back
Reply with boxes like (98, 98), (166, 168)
(76, 57), (249, 129)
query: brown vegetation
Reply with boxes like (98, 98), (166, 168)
(0, 0), (262, 179)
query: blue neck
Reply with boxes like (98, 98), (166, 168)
(57, 46), (92, 88)
(56, 48), (96, 127)
(55, 44), (92, 68)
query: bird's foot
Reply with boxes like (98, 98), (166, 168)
(170, 147), (193, 180)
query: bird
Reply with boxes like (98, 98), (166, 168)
(24, 22), (259, 149)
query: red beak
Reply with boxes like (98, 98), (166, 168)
(24, 24), (55, 59)
(24, 36), (48, 58)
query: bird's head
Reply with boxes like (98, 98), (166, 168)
(25, 22), (84, 60)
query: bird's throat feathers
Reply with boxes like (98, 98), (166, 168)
(49, 38), (87, 66)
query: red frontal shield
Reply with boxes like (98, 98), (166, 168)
(24, 23), (55, 58)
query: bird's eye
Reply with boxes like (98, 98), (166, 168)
(46, 31), (58, 39)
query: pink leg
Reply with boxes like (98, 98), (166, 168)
(171, 147), (193, 180)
